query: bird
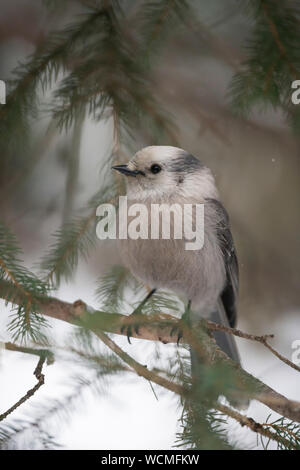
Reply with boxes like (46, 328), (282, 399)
(112, 145), (242, 400)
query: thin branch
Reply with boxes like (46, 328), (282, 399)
(3, 342), (54, 364)
(262, 422), (300, 445)
(262, 1), (298, 79)
(0, 9), (105, 121)
(146, 0), (175, 52)
(43, 328), (300, 449)
(78, 327), (300, 449)
(217, 403), (298, 450)
(1, 279), (300, 423)
(62, 112), (85, 223)
(205, 320), (300, 374)
(0, 259), (32, 303)
(93, 329), (185, 396)
(0, 355), (46, 422)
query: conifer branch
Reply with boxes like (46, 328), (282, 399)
(205, 320), (300, 374)
(1, 278), (300, 424)
(262, 0), (298, 79)
(0, 223), (49, 341)
(217, 403), (299, 450)
(229, 0), (300, 129)
(3, 342), (54, 364)
(40, 187), (118, 287)
(0, 8), (107, 120)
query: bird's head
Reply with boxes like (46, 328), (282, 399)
(112, 146), (218, 200)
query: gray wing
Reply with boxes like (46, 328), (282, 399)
(191, 198), (245, 404)
(207, 198), (239, 328)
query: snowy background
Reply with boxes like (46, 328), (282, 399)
(0, 0), (300, 450)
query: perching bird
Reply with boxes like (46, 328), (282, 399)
(112, 145), (241, 389)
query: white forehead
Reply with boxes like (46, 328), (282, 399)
(133, 145), (185, 163)
(127, 146), (219, 200)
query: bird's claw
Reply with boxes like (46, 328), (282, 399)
(170, 322), (184, 346)
(121, 315), (142, 344)
(170, 309), (190, 345)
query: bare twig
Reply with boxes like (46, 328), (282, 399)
(217, 403), (298, 449)
(205, 320), (300, 374)
(0, 355), (46, 422)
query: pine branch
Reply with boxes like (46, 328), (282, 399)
(261, 416), (300, 450)
(176, 405), (233, 450)
(0, 116), (58, 210)
(1, 278), (300, 425)
(206, 319), (300, 374)
(139, 0), (191, 56)
(3, 342), (54, 365)
(1, 8), (108, 119)
(0, 376), (95, 449)
(96, 265), (181, 315)
(79, 325), (300, 449)
(1, 0), (182, 158)
(41, 214), (96, 287)
(50, 2), (179, 141)
(0, 222), (49, 342)
(217, 403), (300, 450)
(261, 0), (298, 79)
(96, 265), (131, 312)
(0, 6), (112, 161)
(0, 343), (131, 448)
(229, 0), (300, 127)
(40, 183), (117, 287)
(0, 418), (60, 450)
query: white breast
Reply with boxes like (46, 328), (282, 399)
(118, 196), (226, 316)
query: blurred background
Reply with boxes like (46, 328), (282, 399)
(0, 0), (299, 449)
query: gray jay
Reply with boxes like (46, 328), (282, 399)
(112, 145), (241, 369)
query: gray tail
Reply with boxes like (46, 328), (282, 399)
(209, 301), (241, 364)
(190, 304), (248, 409)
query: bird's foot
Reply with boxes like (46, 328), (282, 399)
(170, 322), (184, 345)
(121, 288), (157, 344)
(170, 303), (191, 345)
(120, 307), (145, 344)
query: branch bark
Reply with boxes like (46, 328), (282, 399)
(0, 355), (46, 422)
(217, 403), (297, 449)
(205, 320), (300, 373)
(1, 279), (300, 424)
(3, 342), (54, 364)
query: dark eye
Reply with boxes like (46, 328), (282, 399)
(150, 164), (162, 174)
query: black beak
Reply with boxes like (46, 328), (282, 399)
(112, 164), (144, 177)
